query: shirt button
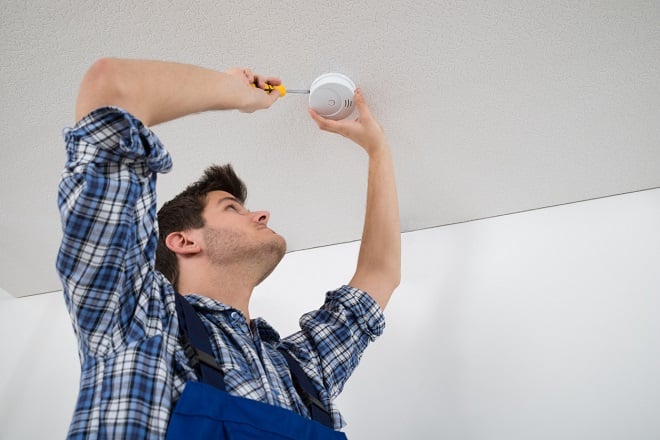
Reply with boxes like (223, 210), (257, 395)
(230, 311), (239, 321)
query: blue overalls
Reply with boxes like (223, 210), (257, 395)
(166, 294), (348, 439)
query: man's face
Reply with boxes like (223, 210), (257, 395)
(198, 190), (287, 282)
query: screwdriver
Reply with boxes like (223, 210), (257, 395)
(251, 83), (309, 97)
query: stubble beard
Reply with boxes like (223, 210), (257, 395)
(203, 226), (287, 285)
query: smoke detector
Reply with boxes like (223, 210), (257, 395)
(309, 73), (356, 120)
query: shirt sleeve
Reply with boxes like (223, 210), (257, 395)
(280, 285), (385, 411)
(56, 107), (172, 358)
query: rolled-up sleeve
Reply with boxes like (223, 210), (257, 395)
(281, 285), (385, 427)
(56, 107), (172, 358)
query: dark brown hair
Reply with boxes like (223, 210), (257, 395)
(156, 164), (247, 287)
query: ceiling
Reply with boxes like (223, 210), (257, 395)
(2, 1), (659, 298)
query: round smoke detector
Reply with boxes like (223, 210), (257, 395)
(309, 73), (356, 120)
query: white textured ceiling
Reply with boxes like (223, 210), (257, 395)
(2, 1), (659, 297)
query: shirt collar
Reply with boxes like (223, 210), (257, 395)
(183, 294), (281, 343)
(183, 293), (234, 312)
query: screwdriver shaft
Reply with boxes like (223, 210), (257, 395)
(286, 89), (310, 94)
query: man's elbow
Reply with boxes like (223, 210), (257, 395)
(382, 263), (401, 292)
(351, 265), (400, 310)
(75, 58), (125, 122)
(392, 270), (401, 291)
(379, 264), (401, 307)
(372, 272), (400, 311)
(387, 271), (401, 298)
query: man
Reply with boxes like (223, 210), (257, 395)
(57, 58), (400, 439)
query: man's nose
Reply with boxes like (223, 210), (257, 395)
(252, 210), (270, 225)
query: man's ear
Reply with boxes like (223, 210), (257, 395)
(165, 231), (201, 256)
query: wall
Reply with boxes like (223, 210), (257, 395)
(1, 188), (659, 439)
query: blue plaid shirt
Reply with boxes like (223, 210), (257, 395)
(56, 107), (385, 439)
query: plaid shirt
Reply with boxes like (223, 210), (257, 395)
(56, 107), (385, 439)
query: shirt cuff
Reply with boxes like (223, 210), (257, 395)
(326, 285), (386, 340)
(63, 106), (172, 174)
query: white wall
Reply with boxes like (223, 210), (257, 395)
(1, 188), (659, 439)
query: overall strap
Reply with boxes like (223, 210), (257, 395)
(174, 293), (226, 391)
(174, 293), (334, 429)
(278, 348), (334, 429)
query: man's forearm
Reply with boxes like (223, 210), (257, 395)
(75, 58), (276, 125)
(349, 144), (401, 310)
(308, 89), (401, 310)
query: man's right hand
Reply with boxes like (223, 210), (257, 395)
(224, 67), (281, 113)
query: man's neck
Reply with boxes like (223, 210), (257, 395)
(177, 262), (256, 321)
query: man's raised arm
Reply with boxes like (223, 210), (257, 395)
(75, 58), (280, 125)
(309, 89), (401, 310)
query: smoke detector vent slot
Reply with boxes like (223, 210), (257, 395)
(309, 73), (356, 120)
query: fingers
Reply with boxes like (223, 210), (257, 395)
(242, 87), (279, 113)
(263, 76), (282, 87)
(308, 108), (328, 128)
(308, 108), (347, 135)
(249, 71), (282, 90)
(230, 68), (281, 89)
(308, 88), (369, 131)
(308, 89), (387, 154)
(265, 88), (280, 106)
(353, 88), (373, 119)
(225, 67), (282, 112)
(242, 68), (254, 84)
(245, 69), (281, 109)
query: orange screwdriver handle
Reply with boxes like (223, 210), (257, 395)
(250, 83), (287, 97)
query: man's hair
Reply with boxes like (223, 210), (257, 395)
(156, 164), (247, 287)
